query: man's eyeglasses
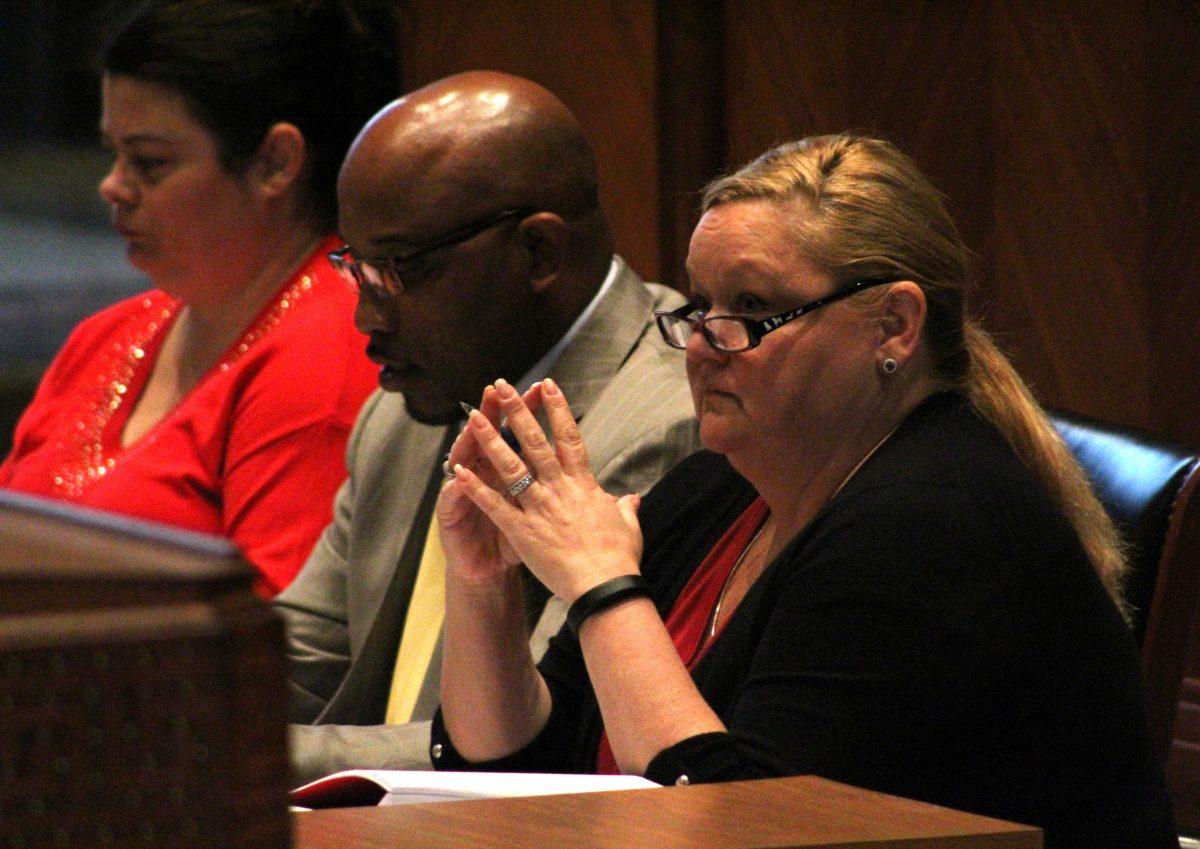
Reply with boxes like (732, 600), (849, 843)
(329, 207), (534, 297)
(655, 276), (902, 353)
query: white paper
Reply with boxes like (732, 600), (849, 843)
(290, 769), (660, 809)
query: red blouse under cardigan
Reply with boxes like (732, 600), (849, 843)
(595, 497), (770, 773)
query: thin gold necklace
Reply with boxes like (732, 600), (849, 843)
(705, 424), (900, 642)
(707, 520), (768, 640)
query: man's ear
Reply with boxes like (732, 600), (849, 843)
(876, 280), (927, 367)
(517, 213), (568, 292)
(251, 122), (306, 198)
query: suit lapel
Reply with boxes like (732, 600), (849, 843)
(345, 413), (449, 649)
(320, 424), (456, 724)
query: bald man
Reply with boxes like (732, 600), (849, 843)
(275, 72), (700, 784)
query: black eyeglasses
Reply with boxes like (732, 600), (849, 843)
(329, 207), (535, 298)
(656, 276), (902, 353)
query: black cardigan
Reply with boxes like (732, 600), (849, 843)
(433, 392), (1176, 849)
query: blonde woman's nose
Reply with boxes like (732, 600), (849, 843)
(685, 319), (726, 364)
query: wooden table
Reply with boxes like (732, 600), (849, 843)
(293, 775), (1042, 848)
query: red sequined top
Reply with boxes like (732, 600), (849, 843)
(0, 236), (377, 595)
(595, 497), (770, 773)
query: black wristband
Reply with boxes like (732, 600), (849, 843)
(566, 575), (651, 636)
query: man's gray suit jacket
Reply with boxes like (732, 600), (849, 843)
(276, 258), (701, 784)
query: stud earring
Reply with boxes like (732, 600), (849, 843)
(880, 357), (898, 375)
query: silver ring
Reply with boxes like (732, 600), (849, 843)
(506, 472), (535, 498)
(442, 456), (455, 479)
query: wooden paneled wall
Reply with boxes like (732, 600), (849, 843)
(397, 0), (1199, 445)
(396, 0), (1200, 827)
(736, 0), (1200, 444)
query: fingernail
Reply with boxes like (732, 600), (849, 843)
(469, 410), (488, 430)
(542, 377), (559, 396)
(459, 401), (476, 416)
(495, 378), (516, 399)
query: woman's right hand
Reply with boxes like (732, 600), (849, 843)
(449, 377), (644, 604)
(436, 384), (531, 587)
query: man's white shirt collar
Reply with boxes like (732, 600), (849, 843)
(514, 256), (619, 394)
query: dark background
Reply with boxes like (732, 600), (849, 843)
(2, 0), (1197, 827)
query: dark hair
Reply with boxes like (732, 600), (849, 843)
(102, 0), (399, 228)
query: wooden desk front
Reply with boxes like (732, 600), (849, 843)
(293, 775), (1042, 848)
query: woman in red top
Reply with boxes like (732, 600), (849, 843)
(0, 0), (398, 594)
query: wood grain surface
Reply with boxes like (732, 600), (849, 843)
(293, 775), (1040, 849)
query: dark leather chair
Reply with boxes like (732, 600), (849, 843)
(1050, 409), (1200, 764)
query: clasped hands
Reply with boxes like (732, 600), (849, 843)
(436, 377), (643, 603)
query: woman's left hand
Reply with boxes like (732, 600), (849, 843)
(448, 377), (644, 603)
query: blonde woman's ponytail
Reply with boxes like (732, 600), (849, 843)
(962, 321), (1129, 614)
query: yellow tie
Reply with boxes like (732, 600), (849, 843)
(384, 516), (445, 724)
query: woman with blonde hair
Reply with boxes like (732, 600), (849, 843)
(431, 135), (1176, 848)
